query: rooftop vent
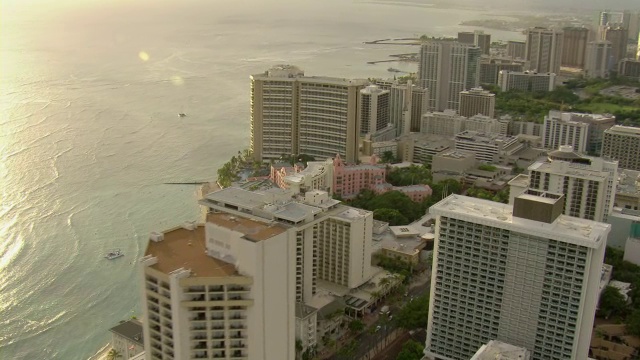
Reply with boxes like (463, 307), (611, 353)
(183, 221), (196, 231)
(150, 232), (164, 242)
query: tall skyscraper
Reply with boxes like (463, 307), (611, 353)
(410, 86), (429, 132)
(418, 40), (481, 112)
(140, 219), (296, 360)
(458, 30), (491, 55)
(250, 65), (366, 163)
(424, 192), (609, 360)
(458, 87), (495, 118)
(561, 27), (590, 68)
(358, 85), (390, 135)
(525, 27), (564, 74)
(542, 110), (616, 155)
(507, 40), (526, 59)
(603, 26), (629, 67)
(585, 41), (613, 78)
(387, 80), (429, 136)
(524, 146), (618, 222)
(602, 125), (640, 171)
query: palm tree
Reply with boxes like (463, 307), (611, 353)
(106, 349), (122, 360)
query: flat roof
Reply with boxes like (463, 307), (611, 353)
(508, 174), (530, 188)
(205, 187), (265, 210)
(145, 225), (237, 277)
(430, 195), (610, 248)
(109, 319), (144, 346)
(471, 340), (529, 360)
(207, 212), (287, 242)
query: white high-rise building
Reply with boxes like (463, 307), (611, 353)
(458, 87), (495, 118)
(418, 40), (481, 112)
(602, 125), (640, 171)
(585, 41), (613, 78)
(388, 80), (429, 136)
(525, 27), (564, 74)
(250, 65), (366, 163)
(359, 85), (390, 135)
(542, 110), (616, 155)
(513, 145), (619, 223)
(140, 217), (296, 360)
(424, 192), (609, 360)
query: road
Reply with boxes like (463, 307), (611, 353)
(325, 270), (431, 360)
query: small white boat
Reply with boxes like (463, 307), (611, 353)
(105, 249), (124, 260)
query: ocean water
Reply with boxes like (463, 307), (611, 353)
(0, 0), (524, 359)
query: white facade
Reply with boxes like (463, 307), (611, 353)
(421, 110), (465, 137)
(140, 217), (296, 360)
(542, 111), (590, 153)
(425, 194), (609, 360)
(250, 65), (366, 163)
(418, 41), (481, 112)
(585, 41), (613, 78)
(498, 71), (556, 92)
(525, 146), (618, 222)
(454, 130), (523, 163)
(602, 125), (640, 171)
(470, 340), (530, 360)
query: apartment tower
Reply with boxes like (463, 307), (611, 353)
(418, 40), (481, 112)
(458, 87), (495, 118)
(542, 110), (616, 155)
(603, 26), (629, 67)
(458, 30), (491, 55)
(507, 40), (526, 59)
(525, 27), (564, 74)
(358, 85), (390, 135)
(561, 27), (589, 68)
(523, 146), (619, 222)
(424, 193), (609, 360)
(585, 41), (613, 78)
(602, 125), (640, 171)
(250, 65), (366, 163)
(498, 71), (556, 92)
(140, 218), (296, 360)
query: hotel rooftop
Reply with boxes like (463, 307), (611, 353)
(430, 194), (610, 248)
(145, 225), (237, 277)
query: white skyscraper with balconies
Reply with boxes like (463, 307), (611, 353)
(250, 65), (366, 163)
(140, 187), (375, 360)
(140, 217), (296, 360)
(424, 192), (609, 360)
(542, 110), (616, 155)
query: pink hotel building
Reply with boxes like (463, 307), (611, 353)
(271, 154), (432, 202)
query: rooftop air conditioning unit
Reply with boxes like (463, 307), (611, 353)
(183, 221), (196, 231)
(150, 232), (164, 242)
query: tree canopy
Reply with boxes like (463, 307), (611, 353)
(598, 286), (628, 319)
(396, 295), (429, 330)
(396, 339), (425, 360)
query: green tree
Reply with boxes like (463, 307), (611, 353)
(627, 309), (640, 336)
(598, 286), (628, 319)
(348, 319), (365, 333)
(396, 339), (425, 360)
(107, 349), (123, 360)
(396, 295), (429, 330)
(373, 208), (409, 226)
(381, 151), (397, 164)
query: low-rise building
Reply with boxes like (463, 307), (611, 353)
(618, 59), (640, 80)
(432, 150), (477, 183)
(398, 134), (454, 165)
(498, 70), (556, 92)
(454, 131), (524, 163)
(615, 169), (640, 211)
(109, 319), (144, 359)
